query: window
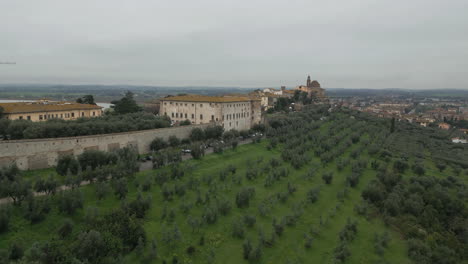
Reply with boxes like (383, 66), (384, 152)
(164, 102), (167, 105)
(172, 113), (174, 117)
(185, 103), (187, 106)
(39, 115), (43, 120)
(200, 104), (203, 107)
(82, 112), (84, 117)
(176, 103), (178, 106)
(164, 112), (167, 116)
(200, 114), (203, 120)
(27, 116), (31, 120)
(211, 115), (214, 121)
(92, 111), (95, 116)
(72, 113), (75, 117)
(176, 113), (178, 118)
(192, 114), (194, 119)
(19, 116), (23, 120)
(185, 113), (187, 118)
(61, 114), (63, 118)
(192, 104), (194, 107)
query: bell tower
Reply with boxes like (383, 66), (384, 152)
(306, 75), (311, 87)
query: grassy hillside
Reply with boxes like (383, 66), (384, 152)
(0, 107), (466, 264)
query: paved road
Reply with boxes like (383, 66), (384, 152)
(0, 138), (255, 205)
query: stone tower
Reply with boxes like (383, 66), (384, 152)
(306, 75), (311, 87)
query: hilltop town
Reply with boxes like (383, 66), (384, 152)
(0, 79), (467, 264)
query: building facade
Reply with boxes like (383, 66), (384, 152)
(159, 95), (262, 131)
(0, 100), (103, 122)
(296, 75), (326, 99)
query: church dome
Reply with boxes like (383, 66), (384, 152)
(311, 80), (321, 88)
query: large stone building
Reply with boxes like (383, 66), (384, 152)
(159, 95), (262, 131)
(296, 75), (326, 99)
(0, 100), (103, 122)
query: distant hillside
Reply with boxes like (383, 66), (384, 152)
(327, 88), (468, 98)
(0, 84), (258, 103)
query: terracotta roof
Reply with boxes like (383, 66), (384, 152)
(161, 95), (254, 103)
(283, 90), (296, 94)
(0, 101), (102, 114)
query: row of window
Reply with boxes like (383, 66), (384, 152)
(16, 111), (99, 121)
(164, 102), (249, 108)
(166, 102), (202, 107)
(168, 112), (220, 122)
(224, 112), (249, 120)
(167, 111), (249, 121)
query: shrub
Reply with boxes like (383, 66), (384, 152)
(190, 128), (205, 142)
(56, 155), (79, 176)
(243, 215), (256, 228)
(113, 178), (128, 200)
(322, 172), (333, 184)
(236, 187), (255, 208)
(150, 137), (168, 151)
(34, 175), (58, 195)
(231, 140), (239, 149)
(9, 241), (23, 261)
(57, 219), (74, 238)
(58, 189), (83, 215)
(232, 219), (245, 238)
(25, 196), (51, 223)
(190, 143), (205, 159)
(0, 206), (11, 233)
(346, 173), (360, 187)
(77, 150), (116, 170)
(168, 136), (180, 147)
(180, 119), (191, 126)
(205, 125), (224, 139)
(307, 188), (320, 203)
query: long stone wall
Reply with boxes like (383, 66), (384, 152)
(0, 124), (210, 170)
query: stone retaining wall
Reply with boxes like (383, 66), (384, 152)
(0, 124), (210, 170)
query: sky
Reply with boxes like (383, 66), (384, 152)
(1, 0), (467, 89)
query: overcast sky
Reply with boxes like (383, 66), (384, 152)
(1, 0), (467, 88)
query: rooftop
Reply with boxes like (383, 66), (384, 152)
(161, 95), (255, 103)
(0, 101), (102, 114)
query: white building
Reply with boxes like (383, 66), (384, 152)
(159, 95), (262, 131)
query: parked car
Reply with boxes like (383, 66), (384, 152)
(181, 149), (191, 154)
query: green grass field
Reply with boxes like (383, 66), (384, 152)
(0, 135), (412, 263)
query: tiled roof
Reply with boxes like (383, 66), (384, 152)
(0, 101), (102, 114)
(283, 90), (296, 94)
(161, 95), (254, 103)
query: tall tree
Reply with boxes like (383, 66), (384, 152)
(390, 117), (396, 133)
(111, 91), (142, 114)
(76, 95), (96, 105)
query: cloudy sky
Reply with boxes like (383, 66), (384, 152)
(1, 0), (467, 88)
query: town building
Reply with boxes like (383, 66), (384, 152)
(296, 75), (326, 99)
(0, 100), (103, 122)
(438, 122), (451, 130)
(159, 95), (262, 131)
(451, 137), (467, 144)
